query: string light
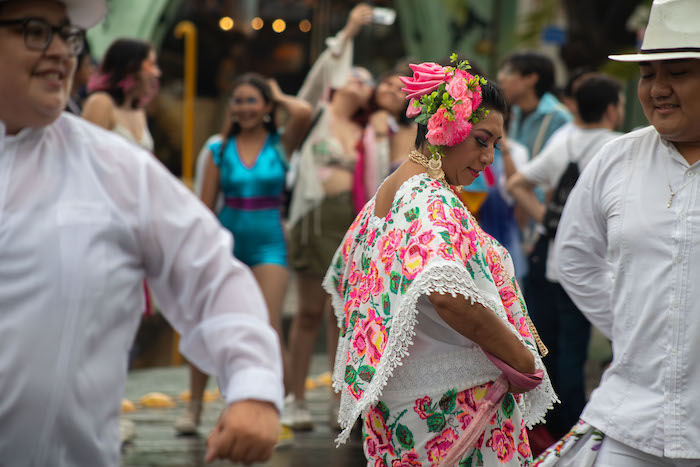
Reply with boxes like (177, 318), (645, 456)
(272, 19), (286, 33)
(299, 19), (311, 33)
(219, 17), (234, 31)
(251, 17), (263, 30)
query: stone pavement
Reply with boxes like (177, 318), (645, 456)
(121, 356), (365, 467)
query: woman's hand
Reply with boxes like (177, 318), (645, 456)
(370, 110), (392, 138)
(267, 78), (284, 103)
(344, 3), (373, 39)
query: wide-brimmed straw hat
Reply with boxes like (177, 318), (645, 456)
(609, 0), (700, 62)
(0, 0), (107, 29)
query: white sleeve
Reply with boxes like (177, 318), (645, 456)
(297, 31), (353, 111)
(554, 154), (614, 339)
(519, 143), (564, 189)
(138, 157), (283, 411)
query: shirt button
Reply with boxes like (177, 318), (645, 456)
(680, 213), (686, 221)
(675, 256), (682, 264)
(671, 299), (680, 308)
(671, 349), (677, 357)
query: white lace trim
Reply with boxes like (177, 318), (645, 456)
(380, 348), (502, 400)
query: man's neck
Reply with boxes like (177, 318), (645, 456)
(673, 141), (700, 166)
(515, 92), (540, 115)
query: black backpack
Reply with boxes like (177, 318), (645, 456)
(542, 160), (580, 239)
(541, 136), (602, 239)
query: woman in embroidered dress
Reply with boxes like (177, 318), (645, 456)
(324, 58), (557, 466)
(173, 73), (312, 435)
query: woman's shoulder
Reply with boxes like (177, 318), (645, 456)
(82, 91), (116, 110)
(81, 92), (117, 128)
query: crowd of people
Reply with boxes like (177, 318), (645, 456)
(2, 0), (700, 465)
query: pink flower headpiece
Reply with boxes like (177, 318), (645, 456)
(399, 54), (487, 160)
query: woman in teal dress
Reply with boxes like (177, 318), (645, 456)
(174, 73), (311, 434)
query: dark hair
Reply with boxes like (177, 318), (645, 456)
(574, 75), (622, 124)
(503, 51), (555, 98)
(219, 73), (277, 157)
(90, 38), (152, 108)
(564, 67), (595, 98)
(414, 79), (508, 148)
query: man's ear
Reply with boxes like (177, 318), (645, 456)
(523, 72), (539, 91)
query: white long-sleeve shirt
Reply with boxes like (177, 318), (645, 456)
(0, 114), (283, 466)
(555, 125), (700, 458)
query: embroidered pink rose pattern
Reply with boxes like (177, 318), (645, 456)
(364, 385), (533, 466)
(328, 174), (539, 408)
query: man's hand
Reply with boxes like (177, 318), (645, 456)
(205, 399), (280, 464)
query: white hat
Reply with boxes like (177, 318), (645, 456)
(0, 0), (107, 29)
(609, 0), (700, 62)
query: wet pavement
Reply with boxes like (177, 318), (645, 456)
(121, 356), (365, 467)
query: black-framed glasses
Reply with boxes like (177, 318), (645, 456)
(0, 17), (85, 56)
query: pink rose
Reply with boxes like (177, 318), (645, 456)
(406, 99), (421, 118)
(437, 243), (454, 261)
(391, 450), (421, 467)
(400, 241), (433, 280)
(426, 428), (458, 464)
(360, 309), (388, 364)
(413, 396), (432, 420)
(353, 330), (367, 357)
(399, 62), (450, 100)
(365, 404), (395, 457)
(499, 285), (518, 308)
(446, 75), (473, 103)
(428, 198), (446, 221)
(418, 230), (435, 245)
(379, 229), (403, 274)
(486, 420), (516, 462)
(426, 105), (474, 147)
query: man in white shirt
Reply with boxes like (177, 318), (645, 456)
(540, 0), (700, 463)
(506, 75), (624, 440)
(0, 0), (283, 465)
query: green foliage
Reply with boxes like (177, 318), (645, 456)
(396, 423), (415, 450)
(344, 365), (357, 384)
(427, 412), (447, 432)
(358, 365), (376, 383)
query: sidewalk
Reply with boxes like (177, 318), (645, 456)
(121, 355), (365, 467)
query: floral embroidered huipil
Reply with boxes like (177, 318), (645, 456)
(323, 174), (557, 446)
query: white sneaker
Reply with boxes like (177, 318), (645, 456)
(119, 418), (136, 445)
(281, 398), (313, 431)
(173, 402), (202, 436)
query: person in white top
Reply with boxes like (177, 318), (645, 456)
(535, 0), (700, 464)
(0, 0), (283, 465)
(506, 75), (624, 441)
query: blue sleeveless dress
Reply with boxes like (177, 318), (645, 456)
(209, 133), (288, 267)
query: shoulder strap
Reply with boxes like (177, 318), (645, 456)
(532, 113), (553, 157)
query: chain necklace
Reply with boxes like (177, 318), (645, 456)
(663, 156), (696, 208)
